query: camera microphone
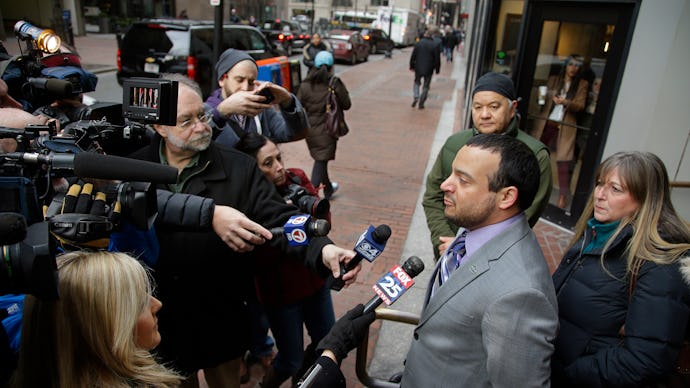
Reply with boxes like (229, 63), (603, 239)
(27, 77), (73, 97)
(328, 224), (391, 291)
(0, 213), (28, 246)
(363, 255), (425, 314)
(4, 152), (178, 184)
(270, 215), (330, 246)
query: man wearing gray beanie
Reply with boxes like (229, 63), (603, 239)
(422, 72), (552, 260)
(206, 48), (308, 148)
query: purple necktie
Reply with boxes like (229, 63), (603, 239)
(439, 230), (468, 287)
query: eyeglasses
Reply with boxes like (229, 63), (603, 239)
(177, 111), (213, 130)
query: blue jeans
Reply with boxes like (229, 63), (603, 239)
(247, 299), (275, 358)
(264, 285), (335, 376)
(413, 73), (433, 106)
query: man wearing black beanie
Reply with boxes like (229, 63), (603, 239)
(422, 72), (552, 260)
(206, 48), (309, 148)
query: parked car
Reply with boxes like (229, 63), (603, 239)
(361, 28), (395, 54)
(261, 19), (309, 56)
(287, 21), (311, 49)
(116, 19), (300, 98)
(327, 29), (370, 65)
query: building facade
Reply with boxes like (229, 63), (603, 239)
(461, 0), (690, 225)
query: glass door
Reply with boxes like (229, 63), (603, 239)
(514, 1), (639, 227)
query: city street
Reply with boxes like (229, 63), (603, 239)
(82, 51), (402, 103)
(1, 33), (572, 388)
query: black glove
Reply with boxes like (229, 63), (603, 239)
(48, 182), (120, 249)
(316, 304), (376, 364)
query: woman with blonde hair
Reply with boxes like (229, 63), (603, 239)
(13, 251), (182, 387)
(552, 151), (690, 387)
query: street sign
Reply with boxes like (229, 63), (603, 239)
(210, 0), (220, 6)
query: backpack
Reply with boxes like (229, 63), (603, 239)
(325, 76), (349, 138)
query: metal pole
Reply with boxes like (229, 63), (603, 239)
(213, 0), (224, 83)
(311, 0), (315, 34)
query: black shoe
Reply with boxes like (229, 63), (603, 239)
(418, 104), (425, 110)
(324, 182), (339, 200)
(389, 371), (403, 383)
(411, 99), (418, 107)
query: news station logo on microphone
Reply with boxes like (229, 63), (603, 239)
(284, 214), (310, 246)
(372, 265), (415, 306)
(354, 226), (386, 262)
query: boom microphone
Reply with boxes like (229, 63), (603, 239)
(27, 77), (73, 97)
(0, 212), (28, 245)
(4, 152), (178, 183)
(328, 224), (392, 291)
(363, 255), (425, 314)
(270, 215), (331, 246)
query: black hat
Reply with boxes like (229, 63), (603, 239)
(472, 72), (516, 101)
(215, 49), (256, 81)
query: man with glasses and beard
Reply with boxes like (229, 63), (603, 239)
(130, 73), (359, 388)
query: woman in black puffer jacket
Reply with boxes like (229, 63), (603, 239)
(552, 151), (690, 387)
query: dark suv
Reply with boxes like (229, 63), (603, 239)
(117, 19), (284, 98)
(261, 19), (309, 56)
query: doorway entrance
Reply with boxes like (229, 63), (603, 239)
(514, 1), (639, 228)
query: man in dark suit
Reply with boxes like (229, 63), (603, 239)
(308, 134), (558, 387)
(409, 27), (441, 110)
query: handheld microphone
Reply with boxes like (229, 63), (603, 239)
(27, 77), (73, 96)
(0, 213), (28, 245)
(363, 255), (425, 314)
(328, 224), (391, 291)
(269, 215), (331, 246)
(4, 152), (178, 184)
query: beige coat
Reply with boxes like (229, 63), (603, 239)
(533, 75), (588, 161)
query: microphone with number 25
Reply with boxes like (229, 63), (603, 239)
(328, 224), (391, 291)
(300, 256), (425, 387)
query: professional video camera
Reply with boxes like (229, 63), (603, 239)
(1, 73), (179, 299)
(3, 21), (97, 113)
(281, 183), (330, 219)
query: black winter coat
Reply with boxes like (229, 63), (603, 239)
(410, 36), (440, 75)
(552, 225), (690, 387)
(130, 136), (333, 374)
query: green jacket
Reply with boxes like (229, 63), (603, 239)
(422, 117), (552, 259)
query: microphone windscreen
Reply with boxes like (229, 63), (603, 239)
(402, 256), (425, 278)
(311, 219), (331, 237)
(372, 224), (392, 243)
(73, 152), (178, 183)
(0, 212), (28, 245)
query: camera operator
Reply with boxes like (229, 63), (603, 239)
(128, 73), (359, 388)
(235, 131), (335, 387)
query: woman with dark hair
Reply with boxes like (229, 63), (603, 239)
(296, 51), (351, 200)
(534, 54), (589, 209)
(236, 131), (336, 387)
(551, 151), (690, 387)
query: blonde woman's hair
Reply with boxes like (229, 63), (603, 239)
(13, 251), (182, 387)
(570, 151), (690, 277)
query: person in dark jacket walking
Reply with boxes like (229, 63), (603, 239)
(129, 73), (359, 388)
(551, 151), (690, 387)
(302, 33), (332, 69)
(296, 51), (351, 199)
(409, 27), (441, 110)
(441, 26), (458, 63)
